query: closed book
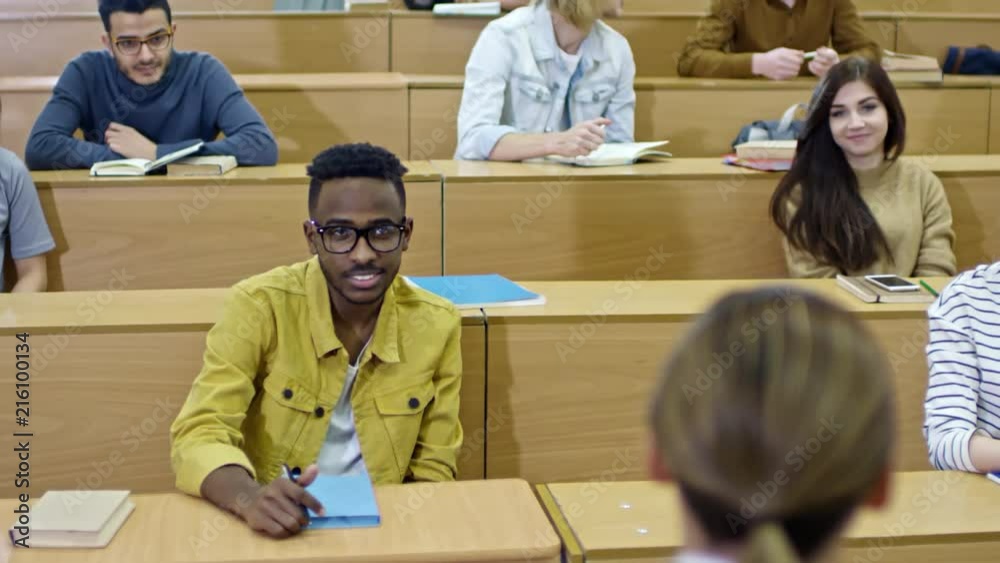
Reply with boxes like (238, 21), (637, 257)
(168, 155), (238, 176)
(836, 275), (935, 304)
(432, 1), (501, 15)
(734, 140), (797, 161)
(306, 474), (380, 529)
(11, 490), (134, 548)
(882, 50), (943, 84)
(405, 274), (545, 309)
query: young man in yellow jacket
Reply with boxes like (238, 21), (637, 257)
(170, 143), (463, 539)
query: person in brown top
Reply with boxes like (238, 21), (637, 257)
(678, 0), (881, 80)
(770, 57), (956, 278)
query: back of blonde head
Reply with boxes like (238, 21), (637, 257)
(650, 288), (894, 563)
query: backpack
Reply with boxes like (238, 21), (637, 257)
(944, 45), (1000, 75)
(731, 103), (806, 149)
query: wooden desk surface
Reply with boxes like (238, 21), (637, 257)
(480, 278), (951, 320)
(539, 472), (1000, 562)
(1, 480), (560, 563)
(30, 161), (440, 187)
(0, 287), (482, 333)
(433, 155), (1000, 181)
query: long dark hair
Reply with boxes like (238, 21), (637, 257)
(770, 57), (906, 274)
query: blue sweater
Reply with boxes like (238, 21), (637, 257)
(25, 50), (278, 170)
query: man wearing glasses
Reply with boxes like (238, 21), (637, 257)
(171, 143), (463, 538)
(25, 0), (278, 170)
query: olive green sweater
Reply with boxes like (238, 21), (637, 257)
(783, 159), (957, 278)
(678, 0), (881, 78)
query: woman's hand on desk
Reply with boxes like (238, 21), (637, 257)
(548, 118), (611, 157)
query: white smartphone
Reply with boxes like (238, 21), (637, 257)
(864, 274), (920, 292)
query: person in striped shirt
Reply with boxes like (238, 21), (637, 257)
(924, 261), (1000, 472)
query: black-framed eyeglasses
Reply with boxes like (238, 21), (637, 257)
(309, 220), (408, 254)
(113, 30), (173, 56)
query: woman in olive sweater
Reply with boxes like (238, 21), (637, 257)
(678, 0), (881, 80)
(770, 57), (956, 279)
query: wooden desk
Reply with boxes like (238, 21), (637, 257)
(622, 0), (1000, 12)
(0, 12), (390, 77)
(433, 156), (1000, 281)
(991, 84), (1000, 154)
(897, 14), (1000, 64)
(537, 472), (1000, 562)
(409, 76), (992, 160)
(0, 73), (410, 165)
(0, 290), (486, 498)
(390, 12), (894, 77)
(31, 161), (439, 291)
(1, 0), (278, 11)
(0, 480), (560, 562)
(481, 278), (950, 483)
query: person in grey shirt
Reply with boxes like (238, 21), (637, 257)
(0, 148), (56, 292)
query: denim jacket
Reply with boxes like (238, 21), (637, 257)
(455, 3), (636, 160)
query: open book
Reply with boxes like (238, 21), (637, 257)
(544, 141), (672, 167)
(90, 141), (204, 177)
(882, 50), (943, 83)
(10, 490), (135, 548)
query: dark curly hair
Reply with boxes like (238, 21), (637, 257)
(306, 143), (408, 215)
(99, 0), (172, 32)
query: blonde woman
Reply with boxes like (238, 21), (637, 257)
(455, 0), (633, 161)
(649, 288), (894, 563)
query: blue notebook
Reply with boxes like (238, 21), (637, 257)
(305, 473), (381, 529)
(405, 274), (546, 309)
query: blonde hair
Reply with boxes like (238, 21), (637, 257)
(541, 0), (605, 30)
(650, 288), (894, 563)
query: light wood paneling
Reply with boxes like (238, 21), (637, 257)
(0, 292), (485, 497)
(0, 73), (409, 170)
(623, 0), (1000, 12)
(0, 12), (390, 77)
(390, 13), (895, 77)
(0, 481), (560, 563)
(438, 156), (1000, 281)
(32, 163), (440, 291)
(991, 88), (1000, 155)
(896, 15), (1000, 64)
(1, 0), (278, 11)
(540, 472), (1000, 562)
(407, 77), (990, 160)
(483, 279), (948, 483)
(443, 172), (786, 280)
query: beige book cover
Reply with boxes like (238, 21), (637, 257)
(22, 490), (134, 548)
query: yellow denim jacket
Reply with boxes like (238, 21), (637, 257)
(170, 257), (463, 495)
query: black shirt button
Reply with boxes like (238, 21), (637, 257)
(315, 406), (325, 418)
(408, 397), (420, 409)
(283, 388), (293, 400)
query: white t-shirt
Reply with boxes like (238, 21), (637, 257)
(315, 339), (371, 475)
(557, 48), (583, 130)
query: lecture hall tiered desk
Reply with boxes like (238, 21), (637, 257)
(0, 278), (951, 494)
(24, 155), (1000, 290)
(536, 471), (1000, 563)
(0, 480), (562, 562)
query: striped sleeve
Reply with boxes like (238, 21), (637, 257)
(924, 290), (983, 472)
